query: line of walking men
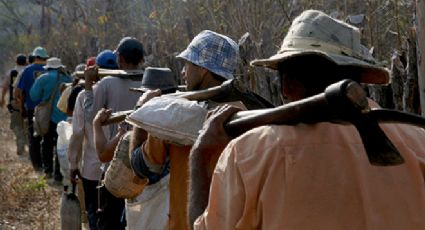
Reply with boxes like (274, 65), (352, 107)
(1, 9), (424, 230)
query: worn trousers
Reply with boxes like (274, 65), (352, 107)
(10, 109), (28, 155)
(27, 109), (42, 170)
(97, 186), (126, 230)
(41, 121), (62, 179)
(82, 177), (100, 230)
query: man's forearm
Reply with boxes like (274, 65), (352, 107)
(99, 132), (123, 162)
(93, 121), (110, 162)
(188, 145), (214, 229)
(0, 87), (6, 106)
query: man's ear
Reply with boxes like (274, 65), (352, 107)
(118, 53), (125, 65)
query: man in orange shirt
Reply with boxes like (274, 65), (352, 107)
(189, 10), (425, 230)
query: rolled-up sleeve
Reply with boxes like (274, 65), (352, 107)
(130, 143), (167, 184)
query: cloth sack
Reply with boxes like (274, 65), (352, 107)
(33, 100), (53, 136)
(126, 96), (208, 146)
(60, 185), (82, 230)
(34, 73), (61, 136)
(126, 174), (170, 230)
(57, 84), (73, 114)
(57, 120), (73, 186)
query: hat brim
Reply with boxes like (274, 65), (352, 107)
(135, 86), (178, 93)
(43, 65), (65, 69)
(250, 50), (389, 84)
(176, 49), (234, 80)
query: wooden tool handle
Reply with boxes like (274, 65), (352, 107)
(225, 80), (366, 137)
(75, 68), (144, 78)
(101, 110), (133, 126)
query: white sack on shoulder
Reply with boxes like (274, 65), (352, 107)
(126, 96), (208, 146)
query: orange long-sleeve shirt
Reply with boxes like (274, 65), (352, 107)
(195, 122), (425, 230)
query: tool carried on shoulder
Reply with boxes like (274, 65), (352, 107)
(225, 80), (420, 166)
(105, 79), (425, 166)
(75, 68), (144, 79)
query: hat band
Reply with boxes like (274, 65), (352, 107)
(280, 37), (363, 59)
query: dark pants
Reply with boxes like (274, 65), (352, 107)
(82, 177), (99, 230)
(41, 121), (62, 180)
(97, 186), (126, 230)
(27, 109), (42, 170)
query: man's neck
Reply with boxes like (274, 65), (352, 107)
(33, 59), (46, 65)
(119, 63), (139, 70)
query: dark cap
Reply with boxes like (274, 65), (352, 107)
(16, 54), (27, 66)
(139, 67), (177, 93)
(115, 37), (144, 65)
(28, 54), (35, 64)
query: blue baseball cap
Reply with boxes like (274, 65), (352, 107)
(96, 49), (118, 69)
(176, 30), (239, 80)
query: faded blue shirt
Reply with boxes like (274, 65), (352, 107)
(30, 69), (72, 124)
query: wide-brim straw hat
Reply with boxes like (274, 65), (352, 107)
(251, 10), (389, 84)
(44, 57), (66, 69)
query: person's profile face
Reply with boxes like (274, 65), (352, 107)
(181, 61), (204, 91)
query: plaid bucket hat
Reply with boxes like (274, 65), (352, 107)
(176, 30), (239, 80)
(251, 10), (389, 84)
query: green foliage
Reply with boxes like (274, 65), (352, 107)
(0, 0), (416, 103)
(22, 176), (47, 192)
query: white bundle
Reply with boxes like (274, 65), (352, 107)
(126, 96), (208, 146)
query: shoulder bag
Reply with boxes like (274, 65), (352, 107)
(34, 73), (61, 136)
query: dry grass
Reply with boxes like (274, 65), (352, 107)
(0, 109), (61, 230)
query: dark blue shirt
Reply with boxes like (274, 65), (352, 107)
(16, 63), (45, 110)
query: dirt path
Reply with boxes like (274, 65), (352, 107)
(0, 109), (61, 230)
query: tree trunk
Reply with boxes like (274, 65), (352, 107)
(390, 51), (405, 111)
(40, 1), (46, 46)
(416, 0), (425, 115)
(367, 84), (394, 109)
(237, 32), (281, 106)
(404, 28), (420, 114)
